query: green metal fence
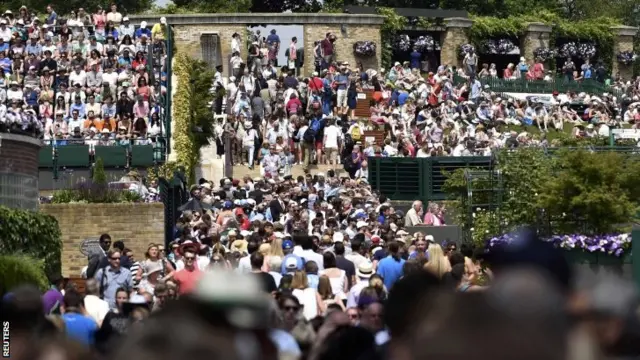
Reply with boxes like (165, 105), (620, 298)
(367, 156), (494, 203)
(39, 139), (167, 171)
(164, 26), (173, 156)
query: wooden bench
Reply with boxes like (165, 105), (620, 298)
(362, 130), (386, 146)
(354, 89), (373, 118)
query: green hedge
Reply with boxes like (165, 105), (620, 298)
(0, 206), (62, 281)
(0, 255), (49, 294)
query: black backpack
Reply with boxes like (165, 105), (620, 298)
(303, 128), (316, 143)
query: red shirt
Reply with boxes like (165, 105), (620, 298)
(174, 267), (203, 295)
(309, 77), (323, 92)
(321, 39), (333, 56)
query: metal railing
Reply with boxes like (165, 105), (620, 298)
(452, 75), (614, 95)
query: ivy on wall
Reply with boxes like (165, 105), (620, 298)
(0, 206), (62, 281)
(173, 53), (215, 185)
(0, 255), (49, 295)
(467, 11), (620, 70)
(378, 7), (407, 69)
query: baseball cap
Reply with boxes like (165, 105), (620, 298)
(284, 256), (298, 272)
(282, 240), (294, 250)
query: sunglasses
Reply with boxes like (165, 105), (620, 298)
(283, 306), (299, 312)
(348, 313), (359, 319)
(184, 256), (196, 261)
(110, 256), (120, 260)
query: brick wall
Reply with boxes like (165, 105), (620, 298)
(41, 203), (165, 277)
(0, 134), (40, 178)
(520, 23), (552, 65)
(611, 26), (638, 81)
(303, 24), (382, 75)
(173, 24), (247, 76)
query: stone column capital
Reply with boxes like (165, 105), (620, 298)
(444, 17), (473, 29)
(525, 22), (552, 34)
(610, 25), (638, 37)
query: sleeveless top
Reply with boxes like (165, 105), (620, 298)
(292, 288), (318, 320)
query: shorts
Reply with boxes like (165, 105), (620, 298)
(336, 89), (348, 108)
(315, 140), (323, 151)
(325, 147), (338, 157)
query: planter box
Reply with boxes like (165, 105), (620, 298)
(564, 249), (633, 279)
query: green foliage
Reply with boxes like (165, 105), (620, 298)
(51, 162), (143, 204)
(173, 53), (215, 185)
(0, 207), (62, 281)
(146, 161), (180, 183)
(377, 7), (407, 69)
(537, 149), (640, 234)
(443, 148), (640, 247)
(156, 0), (251, 13)
(93, 157), (107, 186)
(0, 255), (50, 295)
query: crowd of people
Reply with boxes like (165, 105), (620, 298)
(0, 4), (168, 153)
(213, 34), (640, 175)
(4, 173), (640, 360)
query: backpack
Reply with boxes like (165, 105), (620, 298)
(303, 127), (316, 143)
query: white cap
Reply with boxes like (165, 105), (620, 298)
(284, 257), (298, 271)
(333, 232), (344, 243)
(123, 16), (129, 21)
(160, 16), (167, 24)
(140, 21), (147, 28)
(356, 221), (368, 229)
(229, 76), (236, 82)
(425, 235), (435, 242)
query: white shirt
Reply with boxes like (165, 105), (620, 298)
(345, 253), (368, 269)
(323, 125), (341, 148)
(293, 246), (324, 270)
(84, 294), (109, 325)
(237, 255), (252, 273)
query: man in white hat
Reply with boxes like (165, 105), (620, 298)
(346, 261), (374, 308)
(135, 21), (152, 39)
(152, 16), (168, 41)
(119, 16), (135, 38)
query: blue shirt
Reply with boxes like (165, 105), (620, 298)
(94, 266), (133, 309)
(266, 34), (280, 45)
(62, 313), (97, 346)
(398, 92), (409, 106)
(335, 74), (348, 90)
(410, 51), (421, 69)
(583, 68), (592, 79)
(376, 255), (405, 290)
(408, 250), (429, 260)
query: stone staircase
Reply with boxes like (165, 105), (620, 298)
(230, 164), (344, 179)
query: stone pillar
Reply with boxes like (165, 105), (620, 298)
(521, 22), (552, 63)
(441, 17), (473, 69)
(611, 25), (638, 81)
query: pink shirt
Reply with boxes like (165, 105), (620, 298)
(174, 267), (203, 295)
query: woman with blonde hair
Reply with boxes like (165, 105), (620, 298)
(423, 243), (451, 279)
(317, 275), (345, 312)
(264, 238), (285, 272)
(291, 270), (324, 320)
(137, 243), (174, 282)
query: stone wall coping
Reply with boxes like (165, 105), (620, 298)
(610, 25), (638, 37)
(128, 13), (385, 26)
(0, 133), (43, 147)
(526, 22), (552, 33)
(444, 17), (473, 29)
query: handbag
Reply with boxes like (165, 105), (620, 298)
(288, 60), (296, 70)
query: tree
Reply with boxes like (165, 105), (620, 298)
(92, 157), (107, 186)
(167, 0), (251, 13)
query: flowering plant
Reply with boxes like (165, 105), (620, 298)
(577, 42), (596, 60)
(394, 34), (411, 52)
(533, 47), (557, 62)
(480, 39), (517, 55)
(617, 51), (638, 65)
(459, 43), (475, 57)
(353, 41), (377, 57)
(413, 35), (435, 52)
(559, 42), (578, 58)
(488, 233), (631, 257)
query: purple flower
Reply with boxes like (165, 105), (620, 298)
(487, 233), (631, 257)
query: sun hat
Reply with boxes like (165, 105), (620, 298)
(357, 262), (374, 279)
